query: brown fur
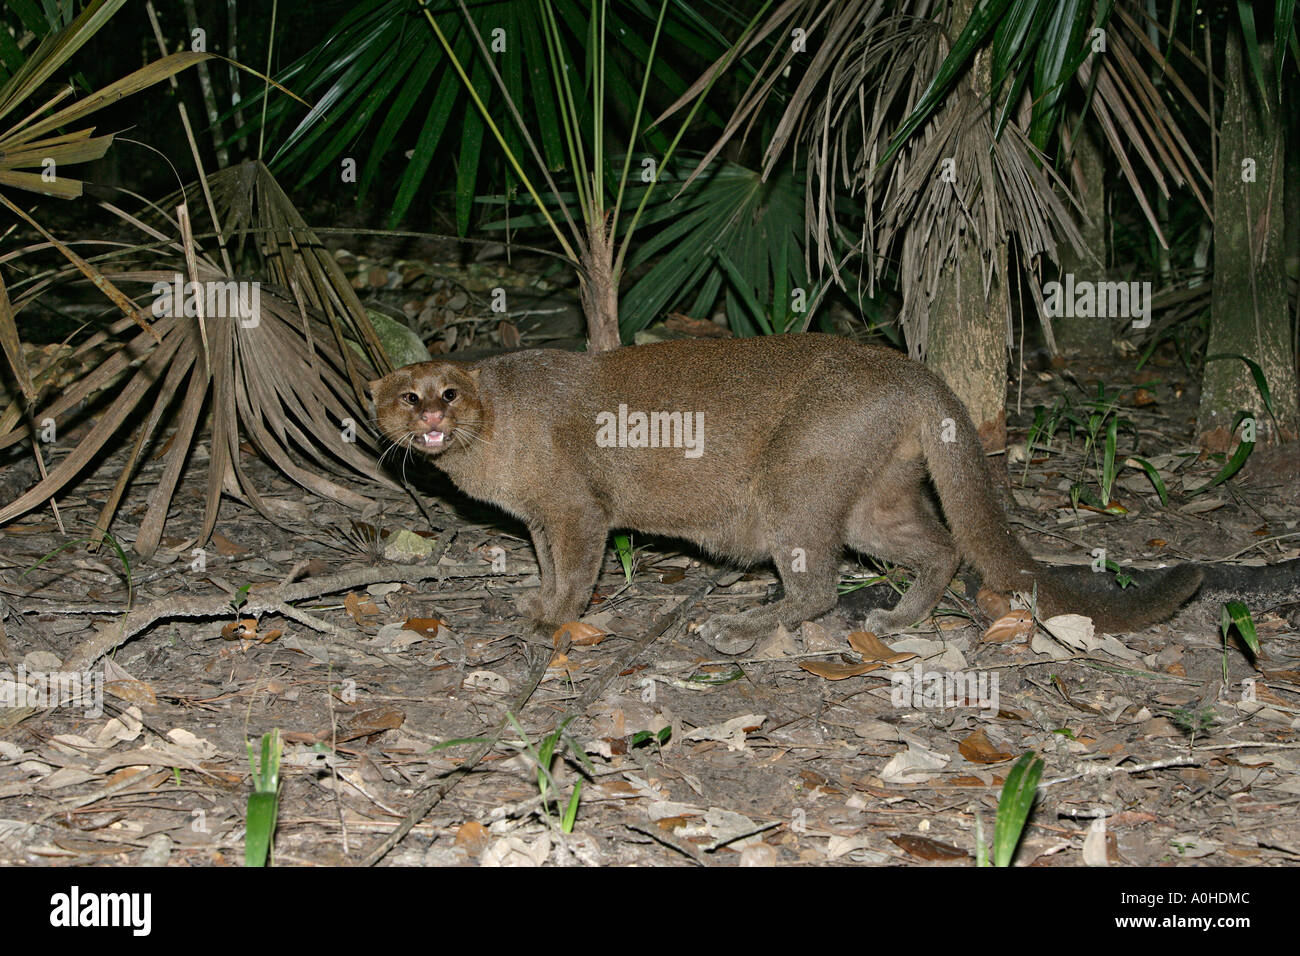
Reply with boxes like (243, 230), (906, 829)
(371, 334), (1203, 653)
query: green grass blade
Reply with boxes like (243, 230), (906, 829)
(1189, 420), (1255, 495)
(1101, 414), (1118, 503)
(561, 779), (582, 832)
(1124, 456), (1168, 506)
(1221, 600), (1260, 656)
(244, 730), (281, 867)
(993, 752), (1043, 867)
(1206, 353), (1275, 417)
(1236, 0), (1270, 102)
(1277, 0), (1298, 93)
(614, 533), (634, 582)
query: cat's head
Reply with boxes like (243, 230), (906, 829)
(370, 361), (484, 458)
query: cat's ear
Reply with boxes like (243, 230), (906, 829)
(366, 378), (381, 395)
(468, 367), (481, 382)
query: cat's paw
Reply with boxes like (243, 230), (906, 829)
(697, 615), (761, 655)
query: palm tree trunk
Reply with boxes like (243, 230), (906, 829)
(1197, 35), (1298, 444)
(923, 0), (1010, 453)
(579, 218), (623, 353)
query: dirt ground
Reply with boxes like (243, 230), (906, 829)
(1, 268), (1297, 867)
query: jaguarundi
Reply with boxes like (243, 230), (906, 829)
(372, 334), (1206, 654)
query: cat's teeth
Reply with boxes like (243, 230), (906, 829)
(423, 430), (445, 446)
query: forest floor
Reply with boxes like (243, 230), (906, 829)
(1, 249), (1297, 868)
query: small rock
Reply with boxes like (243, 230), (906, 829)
(383, 529), (434, 562)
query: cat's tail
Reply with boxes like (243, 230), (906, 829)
(917, 392), (1202, 631)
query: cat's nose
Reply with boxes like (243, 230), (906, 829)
(420, 408), (444, 426)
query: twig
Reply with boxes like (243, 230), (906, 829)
(1040, 755), (1202, 788)
(625, 823), (706, 865)
(268, 600), (350, 639)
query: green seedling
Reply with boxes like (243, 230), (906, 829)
(1220, 600), (1260, 681)
(992, 752), (1044, 867)
(629, 727), (672, 750)
(230, 583), (252, 614)
(23, 530), (134, 609)
(1169, 706), (1217, 738)
(1124, 455), (1169, 506)
(511, 714), (592, 833)
(612, 533), (643, 584)
(435, 714), (592, 834)
(245, 729), (282, 867)
(1189, 411), (1257, 496)
(1101, 558), (1134, 589)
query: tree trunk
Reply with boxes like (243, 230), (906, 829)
(1197, 36), (1298, 445)
(927, 233), (1010, 452)
(923, 0), (1010, 453)
(580, 218), (623, 353)
(1055, 112), (1111, 361)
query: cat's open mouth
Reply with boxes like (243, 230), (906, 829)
(419, 429), (446, 447)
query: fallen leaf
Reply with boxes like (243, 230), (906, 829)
(454, 820), (491, 856)
(497, 321), (521, 348)
(1042, 613), (1094, 650)
(105, 679), (157, 707)
(685, 714), (765, 751)
(337, 708), (405, 743)
(402, 617), (447, 638)
(210, 533), (248, 555)
(879, 743), (950, 784)
(890, 834), (970, 861)
(1083, 821), (1113, 866)
(220, 619), (258, 641)
(846, 631), (917, 663)
(800, 620), (839, 652)
(464, 670), (510, 694)
(343, 592), (383, 627)
(799, 659), (883, 680)
(958, 727), (1013, 764)
(982, 609), (1034, 643)
(554, 620), (606, 647)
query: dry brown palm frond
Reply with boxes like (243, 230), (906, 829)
(0, 175), (401, 556)
(0, 49), (219, 393)
(151, 160), (393, 398)
(784, 6), (1082, 352)
(661, 0), (1211, 348)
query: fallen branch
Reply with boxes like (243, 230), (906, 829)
(64, 557), (495, 670)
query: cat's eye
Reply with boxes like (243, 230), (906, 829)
(400, 392), (419, 406)
(441, 388), (458, 402)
